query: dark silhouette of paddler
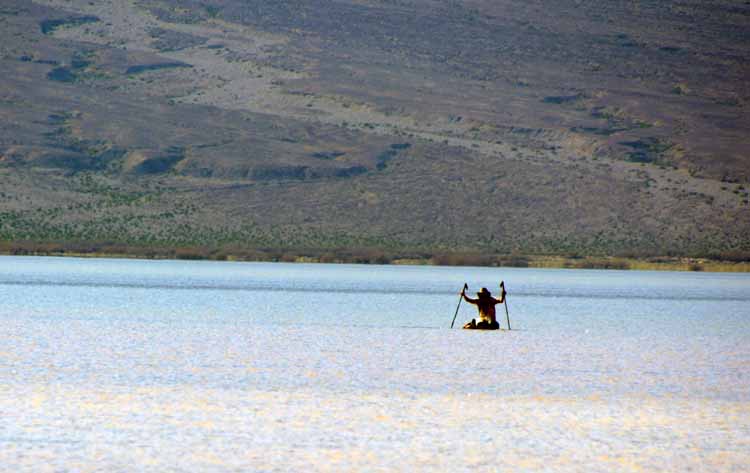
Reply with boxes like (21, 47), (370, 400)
(461, 286), (505, 330)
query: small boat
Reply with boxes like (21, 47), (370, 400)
(462, 320), (501, 330)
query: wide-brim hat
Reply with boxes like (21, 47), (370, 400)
(477, 287), (491, 297)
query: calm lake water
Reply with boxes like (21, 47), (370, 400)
(1, 256), (749, 471)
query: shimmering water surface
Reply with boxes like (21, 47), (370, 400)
(1, 256), (749, 471)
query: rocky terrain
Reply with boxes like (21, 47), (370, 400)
(1, 0), (749, 261)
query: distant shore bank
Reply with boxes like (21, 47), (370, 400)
(1, 241), (749, 272)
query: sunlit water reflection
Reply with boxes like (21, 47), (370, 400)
(1, 256), (748, 471)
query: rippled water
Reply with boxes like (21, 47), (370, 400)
(1, 256), (749, 471)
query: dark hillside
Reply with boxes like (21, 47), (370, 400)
(0, 0), (748, 261)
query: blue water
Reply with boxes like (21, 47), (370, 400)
(2, 256), (748, 331)
(1, 256), (749, 471)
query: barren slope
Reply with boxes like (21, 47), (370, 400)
(1, 0), (748, 258)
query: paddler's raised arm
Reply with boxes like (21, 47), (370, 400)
(461, 287), (478, 305)
(495, 283), (507, 304)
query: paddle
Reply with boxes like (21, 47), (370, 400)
(500, 281), (511, 330)
(450, 283), (469, 329)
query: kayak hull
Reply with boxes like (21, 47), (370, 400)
(462, 320), (501, 330)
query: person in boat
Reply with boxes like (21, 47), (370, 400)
(461, 286), (506, 330)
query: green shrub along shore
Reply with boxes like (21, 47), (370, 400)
(1, 240), (749, 272)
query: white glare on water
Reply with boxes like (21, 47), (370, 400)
(1, 256), (749, 471)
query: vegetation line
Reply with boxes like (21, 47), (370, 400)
(1, 241), (748, 272)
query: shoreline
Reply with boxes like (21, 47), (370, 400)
(1, 243), (748, 272)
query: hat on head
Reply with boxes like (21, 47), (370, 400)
(477, 287), (491, 297)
